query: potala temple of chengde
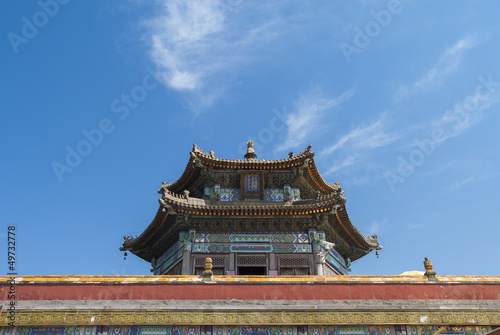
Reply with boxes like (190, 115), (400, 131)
(1, 142), (499, 335)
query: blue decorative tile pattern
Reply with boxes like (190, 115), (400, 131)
(153, 241), (185, 275)
(194, 232), (310, 244)
(240, 328), (271, 335)
(229, 245), (274, 253)
(192, 243), (311, 253)
(326, 326), (376, 335)
(219, 188), (241, 201)
(326, 253), (348, 275)
(155, 247), (184, 275)
(204, 186), (241, 201)
(264, 189), (285, 201)
(264, 185), (300, 202)
(192, 244), (231, 253)
(230, 234), (273, 243)
(204, 185), (299, 202)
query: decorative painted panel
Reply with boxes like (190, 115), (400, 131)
(264, 188), (285, 201)
(0, 326), (98, 335)
(230, 245), (274, 253)
(192, 244), (231, 253)
(264, 187), (300, 202)
(194, 232), (310, 244)
(219, 188), (241, 202)
(325, 326), (379, 335)
(204, 185), (300, 202)
(154, 244), (184, 275)
(204, 186), (241, 201)
(192, 243), (311, 253)
(326, 254), (348, 275)
(0, 326), (495, 335)
(231, 234), (273, 243)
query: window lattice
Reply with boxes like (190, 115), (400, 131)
(245, 175), (260, 191)
(296, 268), (309, 275)
(237, 256), (267, 266)
(280, 257), (309, 267)
(164, 261), (183, 275)
(212, 268), (225, 275)
(279, 268), (309, 275)
(323, 264), (339, 276)
(194, 257), (225, 266)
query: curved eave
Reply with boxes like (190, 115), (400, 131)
(334, 204), (381, 252)
(167, 156), (201, 193)
(304, 159), (338, 193)
(120, 208), (168, 254)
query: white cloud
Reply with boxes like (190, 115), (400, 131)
(320, 112), (399, 176)
(322, 112), (398, 156)
(324, 154), (359, 175)
(393, 36), (480, 102)
(148, 0), (225, 91)
(432, 76), (500, 143)
(275, 87), (356, 152)
(145, 0), (281, 111)
(366, 219), (388, 235)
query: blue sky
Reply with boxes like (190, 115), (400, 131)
(2, 1), (500, 276)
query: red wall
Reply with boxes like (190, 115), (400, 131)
(2, 283), (499, 301)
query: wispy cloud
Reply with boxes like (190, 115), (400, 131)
(322, 112), (397, 156)
(275, 87), (356, 152)
(431, 75), (500, 143)
(144, 0), (280, 112)
(321, 112), (398, 176)
(148, 0), (225, 91)
(393, 35), (480, 102)
(324, 154), (360, 175)
(366, 219), (388, 235)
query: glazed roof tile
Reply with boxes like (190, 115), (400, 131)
(160, 188), (343, 215)
(168, 144), (338, 193)
(121, 143), (381, 261)
(3, 275), (500, 284)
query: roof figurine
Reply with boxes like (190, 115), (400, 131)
(121, 142), (382, 275)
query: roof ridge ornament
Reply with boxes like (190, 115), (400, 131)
(424, 257), (438, 282)
(244, 140), (257, 161)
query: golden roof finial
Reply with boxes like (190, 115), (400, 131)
(202, 257), (213, 281)
(423, 257), (438, 281)
(244, 140), (257, 161)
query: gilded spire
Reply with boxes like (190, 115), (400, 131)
(244, 140), (257, 160)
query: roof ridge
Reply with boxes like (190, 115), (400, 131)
(192, 142), (315, 164)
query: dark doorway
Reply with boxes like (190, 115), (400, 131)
(238, 266), (267, 275)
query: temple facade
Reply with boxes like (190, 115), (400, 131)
(121, 141), (381, 276)
(1, 142), (499, 334)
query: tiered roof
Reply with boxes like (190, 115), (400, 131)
(121, 142), (381, 262)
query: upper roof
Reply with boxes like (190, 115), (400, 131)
(168, 142), (338, 194)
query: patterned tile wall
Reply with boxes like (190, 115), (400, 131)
(0, 326), (492, 335)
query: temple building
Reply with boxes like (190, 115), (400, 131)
(121, 141), (381, 276)
(1, 142), (499, 334)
